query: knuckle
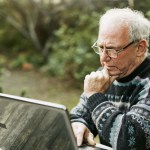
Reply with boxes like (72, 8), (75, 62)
(85, 74), (90, 78)
(90, 71), (96, 75)
(96, 71), (101, 75)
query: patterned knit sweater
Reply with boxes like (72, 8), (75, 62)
(70, 55), (150, 150)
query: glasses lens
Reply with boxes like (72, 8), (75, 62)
(92, 42), (100, 54)
(92, 42), (118, 58)
(93, 47), (100, 54)
(107, 49), (117, 58)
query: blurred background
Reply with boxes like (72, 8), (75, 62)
(0, 0), (150, 111)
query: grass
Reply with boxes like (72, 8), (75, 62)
(0, 69), (82, 111)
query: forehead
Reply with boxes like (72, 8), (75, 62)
(98, 22), (129, 45)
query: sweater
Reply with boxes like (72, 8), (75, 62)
(70, 55), (150, 150)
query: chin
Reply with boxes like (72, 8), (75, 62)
(108, 71), (122, 77)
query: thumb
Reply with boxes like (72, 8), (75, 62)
(86, 132), (96, 146)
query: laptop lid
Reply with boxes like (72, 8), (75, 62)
(0, 93), (78, 150)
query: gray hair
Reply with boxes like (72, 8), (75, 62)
(99, 8), (150, 54)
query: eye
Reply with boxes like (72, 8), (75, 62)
(106, 49), (117, 54)
(106, 48), (116, 51)
(106, 48), (113, 51)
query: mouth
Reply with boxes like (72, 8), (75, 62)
(104, 66), (115, 71)
(104, 65), (121, 76)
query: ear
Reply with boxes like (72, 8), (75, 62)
(136, 40), (147, 57)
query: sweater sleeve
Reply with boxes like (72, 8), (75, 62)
(87, 95), (150, 150)
(70, 93), (107, 136)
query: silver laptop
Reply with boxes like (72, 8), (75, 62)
(0, 93), (112, 150)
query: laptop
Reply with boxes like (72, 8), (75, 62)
(0, 93), (112, 150)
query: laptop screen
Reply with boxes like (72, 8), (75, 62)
(0, 93), (78, 150)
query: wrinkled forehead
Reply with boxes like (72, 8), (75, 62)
(98, 20), (130, 44)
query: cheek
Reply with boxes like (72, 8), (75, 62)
(114, 53), (135, 70)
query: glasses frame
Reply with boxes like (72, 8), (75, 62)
(91, 40), (136, 58)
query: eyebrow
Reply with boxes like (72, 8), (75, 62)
(99, 44), (118, 49)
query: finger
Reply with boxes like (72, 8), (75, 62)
(102, 68), (109, 79)
(96, 71), (103, 79)
(71, 122), (88, 146)
(71, 124), (78, 136)
(76, 131), (84, 146)
(90, 71), (96, 76)
(90, 72), (98, 80)
(87, 132), (96, 146)
(84, 74), (90, 80)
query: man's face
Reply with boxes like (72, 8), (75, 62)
(98, 23), (139, 78)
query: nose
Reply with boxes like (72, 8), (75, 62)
(100, 49), (111, 62)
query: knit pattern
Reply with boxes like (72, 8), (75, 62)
(70, 56), (150, 150)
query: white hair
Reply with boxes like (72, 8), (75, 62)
(99, 8), (150, 54)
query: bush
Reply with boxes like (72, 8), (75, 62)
(1, 0), (150, 87)
(42, 11), (100, 83)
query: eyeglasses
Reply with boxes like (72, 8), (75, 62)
(91, 40), (136, 58)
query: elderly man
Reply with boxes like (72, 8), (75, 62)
(70, 8), (150, 150)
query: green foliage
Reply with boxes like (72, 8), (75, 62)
(0, 0), (150, 86)
(42, 11), (100, 82)
(8, 52), (44, 69)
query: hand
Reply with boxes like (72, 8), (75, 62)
(84, 68), (118, 97)
(71, 122), (96, 146)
